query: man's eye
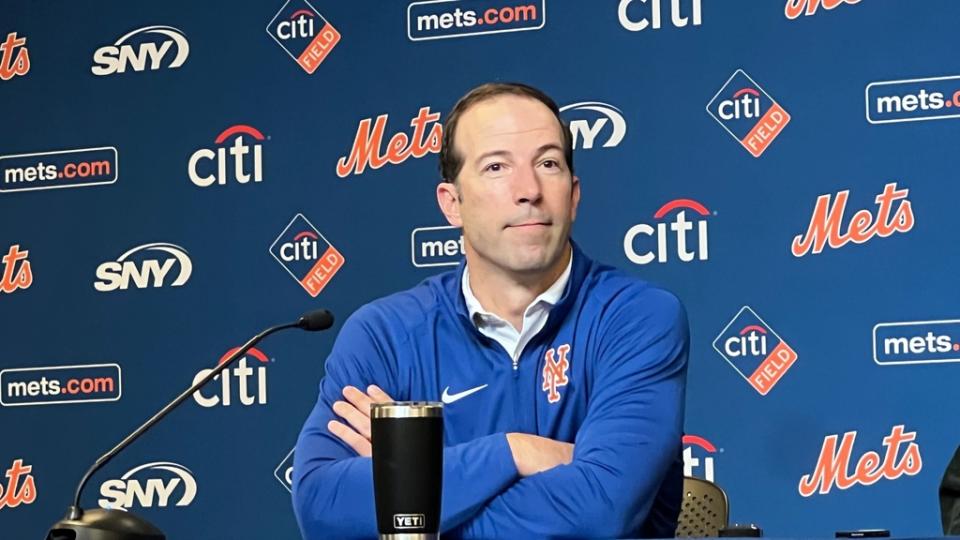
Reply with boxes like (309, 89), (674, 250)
(484, 163), (503, 172)
(541, 159), (559, 169)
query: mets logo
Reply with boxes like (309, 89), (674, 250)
(542, 344), (570, 403)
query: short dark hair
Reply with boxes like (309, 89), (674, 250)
(439, 82), (574, 184)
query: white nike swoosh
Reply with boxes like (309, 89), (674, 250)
(441, 384), (489, 404)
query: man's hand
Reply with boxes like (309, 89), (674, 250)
(506, 433), (574, 477)
(327, 385), (394, 457)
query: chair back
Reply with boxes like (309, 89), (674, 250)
(675, 476), (729, 537)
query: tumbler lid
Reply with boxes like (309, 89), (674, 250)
(371, 401), (443, 419)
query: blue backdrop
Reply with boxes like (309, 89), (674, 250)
(2, 0), (957, 537)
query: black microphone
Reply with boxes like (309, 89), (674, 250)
(46, 309), (335, 540)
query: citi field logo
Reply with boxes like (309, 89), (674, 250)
(0, 459), (36, 510)
(267, 0), (340, 74)
(188, 125), (265, 187)
(98, 462), (197, 510)
(1, 147), (118, 193)
(618, 0), (701, 31)
(337, 107), (442, 177)
(542, 344), (570, 404)
(799, 425), (921, 497)
(683, 435), (718, 482)
(408, 0), (545, 41)
(873, 319), (960, 366)
(792, 182), (914, 258)
(707, 70), (790, 157)
(274, 448), (294, 492)
(94, 243), (192, 292)
(713, 306), (798, 395)
(0, 32), (30, 81)
(0, 363), (122, 407)
(559, 101), (627, 150)
(411, 225), (464, 268)
(866, 74), (960, 124)
(192, 347), (270, 407)
(270, 213), (344, 297)
(91, 25), (189, 76)
(624, 199), (711, 265)
(785, 0), (859, 19)
(1, 244), (32, 295)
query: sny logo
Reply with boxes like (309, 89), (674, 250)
(542, 344), (570, 403)
(0, 32), (30, 81)
(1, 244), (32, 295)
(270, 214), (344, 297)
(91, 25), (189, 76)
(683, 435), (717, 482)
(707, 69), (790, 157)
(559, 101), (627, 150)
(99, 462), (197, 510)
(785, 0), (859, 19)
(713, 306), (798, 395)
(337, 107), (442, 177)
(624, 199), (710, 265)
(189, 125), (265, 187)
(193, 347), (270, 407)
(267, 0), (340, 74)
(618, 0), (701, 31)
(0, 459), (36, 510)
(792, 182), (914, 257)
(94, 243), (192, 292)
(873, 319), (960, 366)
(799, 424), (921, 496)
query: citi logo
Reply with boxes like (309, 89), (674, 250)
(91, 25), (189, 76)
(559, 101), (626, 150)
(188, 125), (265, 187)
(618, 0), (701, 31)
(0, 459), (36, 510)
(799, 425), (921, 497)
(270, 214), (344, 297)
(785, 0), (859, 19)
(336, 107), (442, 177)
(98, 461), (197, 510)
(1, 244), (32, 295)
(94, 243), (192, 292)
(683, 435), (717, 482)
(0, 32), (30, 81)
(707, 70), (790, 157)
(792, 182), (914, 257)
(192, 347), (270, 407)
(274, 448), (294, 492)
(267, 0), (340, 74)
(713, 306), (798, 395)
(624, 199), (710, 265)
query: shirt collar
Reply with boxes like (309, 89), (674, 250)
(461, 251), (573, 326)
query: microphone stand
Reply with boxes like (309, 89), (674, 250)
(46, 311), (331, 540)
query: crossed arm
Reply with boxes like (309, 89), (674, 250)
(292, 291), (688, 539)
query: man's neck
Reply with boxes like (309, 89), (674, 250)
(466, 243), (571, 331)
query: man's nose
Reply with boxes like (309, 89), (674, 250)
(512, 165), (543, 205)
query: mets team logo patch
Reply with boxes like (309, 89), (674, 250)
(542, 344), (570, 403)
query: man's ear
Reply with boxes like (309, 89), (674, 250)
(436, 181), (463, 227)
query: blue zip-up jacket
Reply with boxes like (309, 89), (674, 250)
(293, 243), (689, 539)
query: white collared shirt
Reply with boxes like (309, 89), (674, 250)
(461, 254), (572, 368)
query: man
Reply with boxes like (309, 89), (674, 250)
(293, 83), (688, 539)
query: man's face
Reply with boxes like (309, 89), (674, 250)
(437, 95), (580, 276)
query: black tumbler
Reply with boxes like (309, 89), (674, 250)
(371, 402), (443, 540)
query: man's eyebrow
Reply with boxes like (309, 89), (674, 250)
(473, 144), (564, 167)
